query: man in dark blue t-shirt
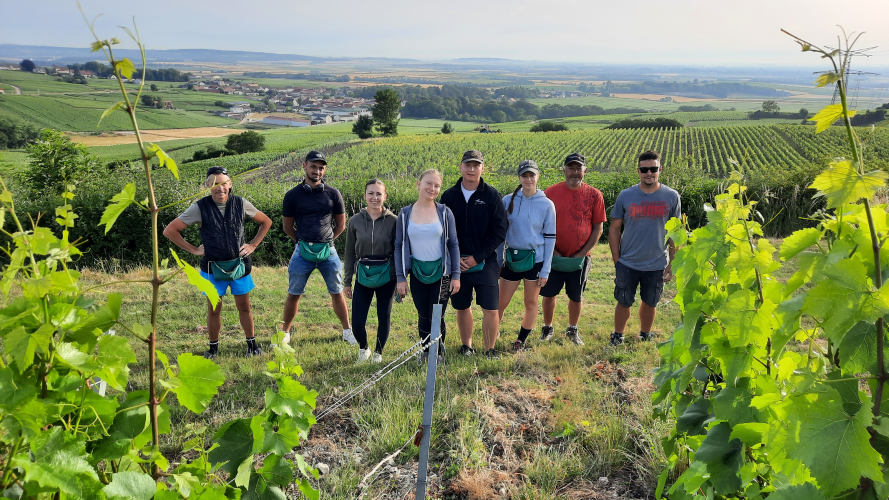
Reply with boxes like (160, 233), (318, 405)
(279, 151), (354, 346)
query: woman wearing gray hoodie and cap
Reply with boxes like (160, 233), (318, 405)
(497, 160), (557, 351)
(344, 179), (399, 363)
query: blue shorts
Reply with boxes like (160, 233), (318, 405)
(199, 271), (255, 297)
(288, 245), (344, 296)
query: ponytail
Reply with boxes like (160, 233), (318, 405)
(507, 184), (522, 214)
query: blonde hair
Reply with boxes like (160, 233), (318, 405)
(418, 169), (443, 183)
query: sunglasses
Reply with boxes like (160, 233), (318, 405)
(638, 166), (660, 174)
(207, 167), (229, 176)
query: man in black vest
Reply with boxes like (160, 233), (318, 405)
(164, 166), (273, 359)
(280, 151), (353, 346)
(440, 150), (508, 358)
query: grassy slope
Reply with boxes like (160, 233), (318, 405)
(84, 243), (673, 499)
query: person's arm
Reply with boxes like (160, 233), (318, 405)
(343, 217), (357, 292)
(332, 213), (346, 240)
(240, 210), (272, 256)
(473, 192), (508, 265)
(608, 218), (623, 263)
(163, 218), (203, 256)
(571, 222), (603, 259)
(282, 216), (297, 242)
(539, 203), (556, 280)
(445, 208), (461, 294)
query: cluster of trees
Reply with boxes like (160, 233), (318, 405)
(603, 81), (791, 98)
(850, 103), (889, 126)
(63, 62), (191, 81)
(530, 121), (568, 132)
(242, 72), (350, 82)
(493, 86), (539, 99)
(353, 89), (402, 138)
(19, 129), (99, 193)
(677, 104), (720, 112)
(0, 117), (39, 149)
(188, 131), (266, 162)
(748, 100), (809, 120)
(351, 84), (492, 100)
(606, 117), (684, 130)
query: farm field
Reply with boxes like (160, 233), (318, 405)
(527, 93), (834, 112)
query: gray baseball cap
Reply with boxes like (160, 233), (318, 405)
(517, 159), (539, 176)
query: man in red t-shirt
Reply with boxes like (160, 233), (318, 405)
(540, 152), (606, 346)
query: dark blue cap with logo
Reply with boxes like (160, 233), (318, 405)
(305, 150), (327, 164)
(564, 152), (586, 167)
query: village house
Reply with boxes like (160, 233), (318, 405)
(263, 116), (311, 127)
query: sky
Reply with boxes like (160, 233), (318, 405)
(1, 0), (888, 68)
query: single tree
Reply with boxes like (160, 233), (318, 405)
(150, 83), (158, 91)
(140, 95), (158, 107)
(491, 110), (508, 123)
(799, 108), (809, 118)
(225, 130), (265, 154)
(19, 59), (36, 72)
(352, 115), (374, 139)
(372, 88), (401, 137)
(441, 122), (454, 134)
(530, 121), (568, 132)
(761, 100), (780, 113)
(21, 129), (98, 193)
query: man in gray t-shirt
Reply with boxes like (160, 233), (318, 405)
(607, 150), (681, 346)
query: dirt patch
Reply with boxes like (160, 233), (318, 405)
(70, 127), (237, 146)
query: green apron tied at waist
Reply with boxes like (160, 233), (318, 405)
(505, 248), (536, 273)
(209, 258), (246, 281)
(461, 254), (485, 273)
(411, 258), (443, 284)
(551, 255), (585, 273)
(299, 241), (331, 263)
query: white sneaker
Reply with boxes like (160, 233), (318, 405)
(371, 352), (383, 363)
(357, 349), (371, 363)
(343, 329), (358, 346)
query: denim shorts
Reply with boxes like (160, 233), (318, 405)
(613, 261), (664, 308)
(288, 245), (344, 295)
(199, 271), (255, 297)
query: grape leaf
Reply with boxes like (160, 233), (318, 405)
(69, 292), (122, 345)
(779, 228), (823, 260)
(115, 58), (136, 80)
(170, 249), (220, 308)
(0, 366), (36, 411)
(146, 143), (179, 180)
(100, 183), (136, 234)
(810, 160), (887, 209)
(95, 335), (137, 391)
(171, 353), (225, 414)
(99, 101), (125, 126)
(838, 321), (888, 376)
(258, 455), (293, 486)
(713, 387), (762, 427)
(13, 427), (99, 496)
(769, 483), (828, 500)
(209, 418), (254, 475)
(245, 471), (287, 500)
(785, 387), (883, 496)
(676, 398), (711, 436)
(811, 103), (856, 133)
(1, 398), (47, 439)
(695, 422), (743, 495)
(257, 417), (302, 455)
(714, 290), (776, 348)
(729, 422), (768, 446)
(103, 471), (155, 500)
(265, 378), (316, 418)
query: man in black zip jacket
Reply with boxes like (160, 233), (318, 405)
(440, 150), (508, 358)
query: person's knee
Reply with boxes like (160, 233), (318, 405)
(235, 300), (251, 313)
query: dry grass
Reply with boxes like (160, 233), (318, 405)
(69, 127), (236, 146)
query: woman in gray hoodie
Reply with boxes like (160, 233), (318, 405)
(394, 169), (461, 361)
(344, 179), (398, 363)
(497, 160), (557, 351)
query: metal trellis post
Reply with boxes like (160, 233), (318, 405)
(415, 303), (442, 500)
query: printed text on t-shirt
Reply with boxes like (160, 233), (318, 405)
(628, 201), (670, 220)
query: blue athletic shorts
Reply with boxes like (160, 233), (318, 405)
(200, 271), (255, 297)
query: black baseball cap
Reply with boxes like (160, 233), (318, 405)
(517, 160), (539, 176)
(206, 166), (228, 177)
(305, 150), (327, 164)
(461, 150), (484, 163)
(564, 152), (586, 167)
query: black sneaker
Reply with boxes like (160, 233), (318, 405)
(610, 332), (625, 346)
(485, 348), (500, 359)
(203, 350), (217, 360)
(437, 343), (446, 364)
(513, 340), (526, 352)
(249, 347), (264, 356)
(459, 345), (476, 356)
(639, 332), (654, 342)
(566, 326), (585, 346)
(541, 326), (555, 341)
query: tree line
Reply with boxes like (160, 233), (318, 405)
(64, 62), (191, 81)
(242, 72), (351, 82)
(591, 80), (792, 98)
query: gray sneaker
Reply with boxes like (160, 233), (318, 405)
(566, 326), (584, 346)
(541, 326), (555, 341)
(639, 332), (654, 342)
(610, 332), (625, 346)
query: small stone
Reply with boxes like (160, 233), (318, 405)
(598, 477), (608, 483)
(315, 463), (329, 476)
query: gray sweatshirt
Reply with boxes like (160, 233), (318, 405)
(497, 189), (557, 278)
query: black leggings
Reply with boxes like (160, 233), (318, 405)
(351, 280), (397, 353)
(409, 275), (449, 346)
